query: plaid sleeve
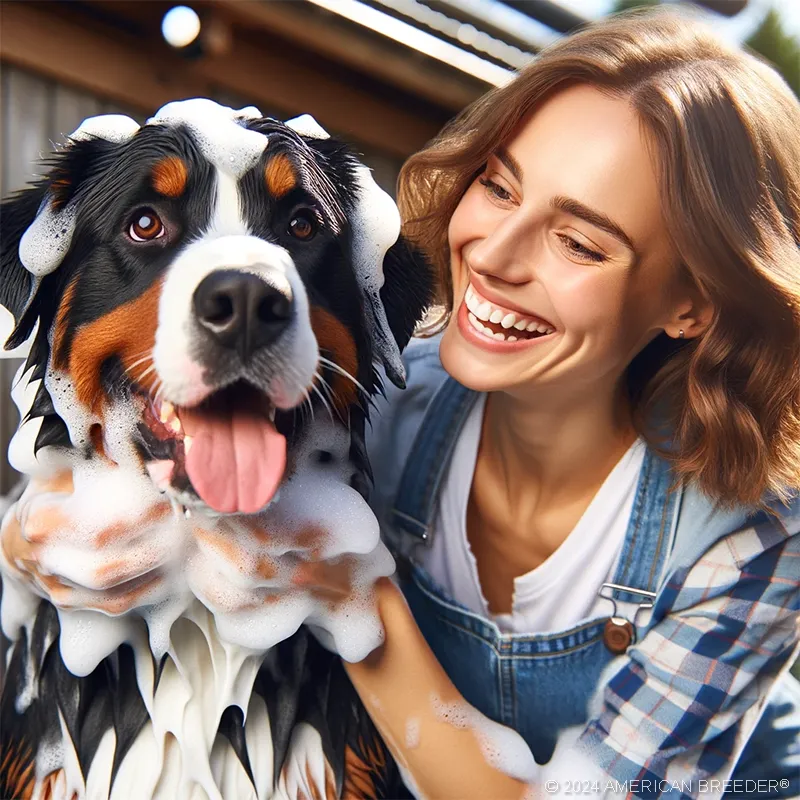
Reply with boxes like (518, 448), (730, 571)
(576, 511), (800, 800)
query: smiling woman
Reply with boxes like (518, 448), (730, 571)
(344, 6), (800, 800)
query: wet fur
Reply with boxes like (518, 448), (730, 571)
(0, 117), (432, 799)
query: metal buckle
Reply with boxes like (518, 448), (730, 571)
(598, 582), (658, 652)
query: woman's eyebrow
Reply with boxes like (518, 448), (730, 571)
(551, 195), (635, 251)
(494, 148), (524, 183)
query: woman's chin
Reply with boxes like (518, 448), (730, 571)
(439, 323), (524, 393)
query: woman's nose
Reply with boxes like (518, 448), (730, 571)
(468, 216), (538, 285)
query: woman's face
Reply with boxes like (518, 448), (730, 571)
(441, 84), (689, 398)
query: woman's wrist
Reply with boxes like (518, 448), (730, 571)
(344, 577), (534, 799)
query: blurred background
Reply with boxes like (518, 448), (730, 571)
(0, 1), (798, 675)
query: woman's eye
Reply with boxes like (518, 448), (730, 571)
(478, 176), (513, 203)
(557, 233), (605, 263)
(288, 210), (318, 241)
(129, 209), (165, 242)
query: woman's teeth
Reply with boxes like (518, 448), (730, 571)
(464, 285), (555, 342)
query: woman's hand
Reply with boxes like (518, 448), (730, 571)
(1, 470), (179, 615)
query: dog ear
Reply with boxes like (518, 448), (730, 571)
(282, 114), (435, 387)
(0, 135), (122, 351)
(380, 237), (435, 356)
(0, 185), (49, 350)
(344, 160), (436, 389)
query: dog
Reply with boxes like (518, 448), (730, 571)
(0, 99), (433, 799)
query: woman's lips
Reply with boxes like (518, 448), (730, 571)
(456, 298), (556, 353)
(466, 282), (556, 331)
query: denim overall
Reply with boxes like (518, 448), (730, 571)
(384, 377), (800, 798)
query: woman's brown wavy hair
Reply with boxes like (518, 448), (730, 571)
(398, 7), (800, 512)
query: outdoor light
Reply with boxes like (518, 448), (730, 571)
(162, 5), (201, 49)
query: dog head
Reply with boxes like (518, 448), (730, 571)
(0, 100), (433, 515)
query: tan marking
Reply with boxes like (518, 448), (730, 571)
(255, 554), (277, 579)
(305, 760), (337, 800)
(40, 768), (67, 800)
(194, 525), (242, 563)
(52, 276), (80, 369)
(151, 156), (188, 198)
(50, 176), (72, 212)
(93, 501), (170, 548)
(195, 526), (278, 581)
(31, 470), (74, 496)
(89, 423), (114, 463)
(294, 524), (327, 551)
(66, 279), (163, 412)
(309, 306), (360, 413)
(24, 505), (72, 545)
(93, 553), (164, 590)
(1, 739), (35, 800)
(86, 572), (163, 615)
(293, 555), (357, 606)
(264, 153), (297, 198)
(342, 742), (378, 799)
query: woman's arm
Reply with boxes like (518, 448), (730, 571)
(345, 512), (800, 800)
(345, 577), (539, 800)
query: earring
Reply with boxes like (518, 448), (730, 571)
(678, 329), (685, 339)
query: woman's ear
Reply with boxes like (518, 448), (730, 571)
(0, 186), (49, 349)
(667, 291), (715, 340)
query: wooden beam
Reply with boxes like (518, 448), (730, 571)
(214, 0), (485, 112)
(0, 1), (445, 156)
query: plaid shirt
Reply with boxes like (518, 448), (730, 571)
(577, 503), (800, 799)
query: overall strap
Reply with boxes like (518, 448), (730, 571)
(602, 446), (683, 626)
(390, 377), (479, 545)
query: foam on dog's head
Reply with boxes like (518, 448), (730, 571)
(149, 99), (267, 177)
(350, 164), (405, 385)
(18, 115), (140, 281)
(285, 114), (330, 140)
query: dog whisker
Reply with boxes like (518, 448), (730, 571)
(310, 382), (335, 423)
(135, 365), (157, 385)
(125, 352), (154, 374)
(301, 386), (315, 424)
(317, 357), (369, 415)
(318, 355), (369, 398)
(315, 370), (347, 425)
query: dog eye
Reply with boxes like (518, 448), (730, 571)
(288, 210), (318, 241)
(129, 209), (165, 242)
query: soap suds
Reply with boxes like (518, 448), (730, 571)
(0, 98), (409, 799)
(285, 114), (331, 140)
(430, 694), (538, 783)
(150, 99), (267, 177)
(405, 717), (421, 749)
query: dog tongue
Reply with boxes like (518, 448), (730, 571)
(181, 406), (286, 514)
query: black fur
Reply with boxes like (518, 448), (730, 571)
(0, 113), (434, 797)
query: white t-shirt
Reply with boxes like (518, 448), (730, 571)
(423, 395), (647, 634)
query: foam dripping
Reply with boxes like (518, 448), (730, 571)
(0, 98), (406, 798)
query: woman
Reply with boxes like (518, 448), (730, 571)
(341, 7), (800, 798)
(3, 7), (799, 799)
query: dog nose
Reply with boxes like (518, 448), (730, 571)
(193, 270), (292, 361)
